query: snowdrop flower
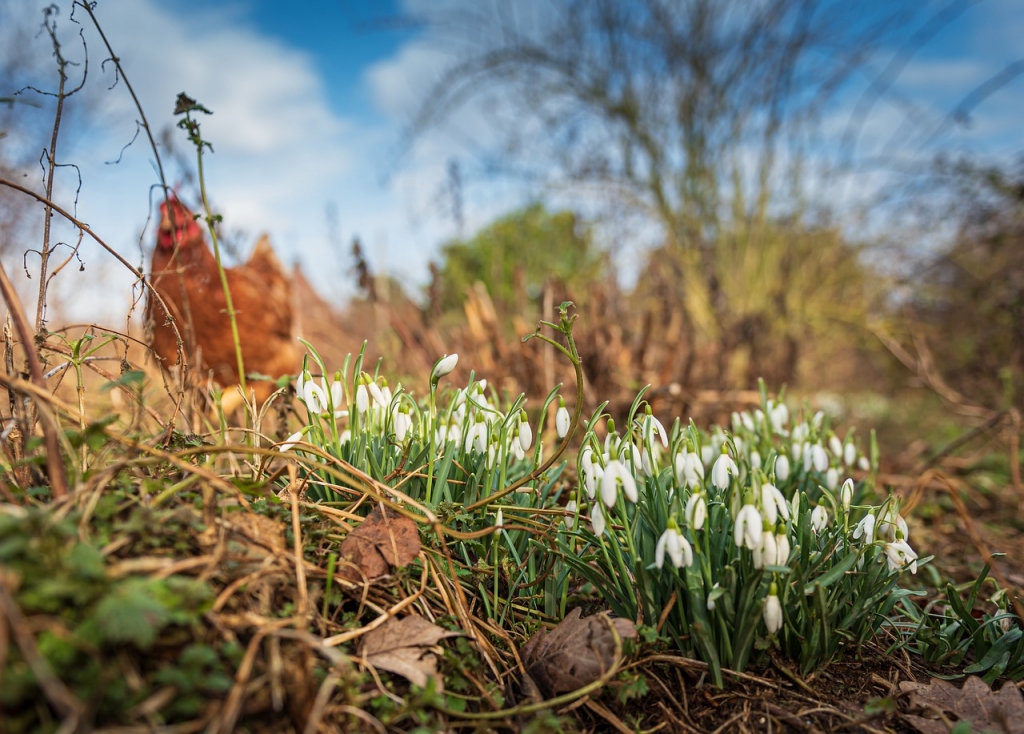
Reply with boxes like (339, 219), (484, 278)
(510, 430), (526, 461)
(761, 483), (790, 526)
(277, 430), (305, 452)
(302, 374), (328, 414)
(601, 458), (638, 507)
(355, 382), (370, 413)
(643, 410), (669, 449)
(330, 376), (344, 411)
(750, 450), (762, 470)
(707, 582), (721, 611)
(555, 399), (571, 439)
(812, 410), (825, 430)
(655, 522), (694, 569)
(792, 422), (809, 443)
(771, 403), (789, 434)
(590, 502), (606, 535)
(844, 442), (857, 467)
(380, 381), (392, 405)
(763, 584), (783, 633)
(701, 444), (715, 467)
(675, 450), (705, 489)
(840, 478), (854, 512)
(486, 444), (497, 470)
(712, 449), (738, 489)
(858, 455), (871, 472)
(753, 529), (778, 569)
(685, 492), (707, 530)
(775, 530), (790, 565)
(775, 455), (791, 482)
(829, 435), (843, 457)
(518, 412), (533, 451)
(812, 443), (828, 473)
(563, 496), (578, 529)
(741, 412), (755, 432)
(877, 507), (909, 542)
(853, 512), (876, 544)
(810, 504), (829, 534)
(431, 353), (458, 383)
(367, 378), (387, 409)
(393, 409), (412, 442)
(640, 448), (657, 479)
(494, 508), (504, 534)
(883, 539), (918, 574)
(469, 420), (488, 454)
(825, 467), (839, 491)
(734, 504), (762, 550)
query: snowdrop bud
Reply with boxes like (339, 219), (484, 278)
(775, 454), (791, 482)
(812, 410), (825, 429)
(590, 503), (606, 535)
(792, 441), (804, 463)
(494, 508), (504, 533)
(775, 531), (790, 565)
(645, 408), (669, 449)
(563, 495), (578, 529)
(734, 437), (745, 455)
(791, 491), (801, 519)
(812, 443), (828, 473)
(555, 399), (571, 439)
(518, 412), (533, 451)
(330, 374), (344, 410)
(825, 467), (839, 491)
(685, 492), (707, 530)
(829, 435), (843, 457)
(844, 442), (857, 467)
(355, 383), (370, 413)
(380, 380), (392, 404)
(431, 353), (458, 382)
(840, 478), (854, 511)
(763, 585), (783, 633)
(858, 455), (870, 472)
(487, 444), (496, 469)
(750, 450), (762, 470)
(810, 504), (828, 534)
(701, 444), (714, 467)
(277, 430), (305, 452)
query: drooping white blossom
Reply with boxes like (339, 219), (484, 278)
(685, 492), (708, 530)
(601, 458), (638, 507)
(884, 539), (918, 574)
(763, 588), (783, 633)
(734, 504), (762, 550)
(655, 524), (694, 569)
(712, 450), (739, 489)
(810, 505), (829, 534)
(556, 401), (571, 439)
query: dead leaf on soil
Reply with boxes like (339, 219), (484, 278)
(361, 615), (461, 690)
(900, 675), (1024, 734)
(519, 607), (637, 698)
(338, 504), (420, 582)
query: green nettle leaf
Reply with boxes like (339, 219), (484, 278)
(91, 579), (171, 649)
(67, 542), (106, 581)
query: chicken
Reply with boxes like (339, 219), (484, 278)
(146, 196), (299, 412)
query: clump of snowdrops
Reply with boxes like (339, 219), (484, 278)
(273, 307), (1010, 685)
(560, 382), (925, 684)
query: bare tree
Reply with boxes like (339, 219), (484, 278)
(406, 0), (927, 386)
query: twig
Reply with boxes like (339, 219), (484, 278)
(0, 261), (68, 498)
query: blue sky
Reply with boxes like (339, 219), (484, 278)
(2, 0), (1022, 325)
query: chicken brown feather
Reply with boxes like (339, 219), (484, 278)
(146, 197), (299, 407)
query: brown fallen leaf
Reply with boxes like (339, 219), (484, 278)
(900, 675), (1024, 734)
(361, 615), (461, 690)
(519, 607), (636, 697)
(338, 504), (420, 582)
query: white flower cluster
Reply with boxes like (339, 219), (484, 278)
(576, 398), (920, 635)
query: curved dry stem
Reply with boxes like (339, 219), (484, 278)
(0, 261), (68, 498)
